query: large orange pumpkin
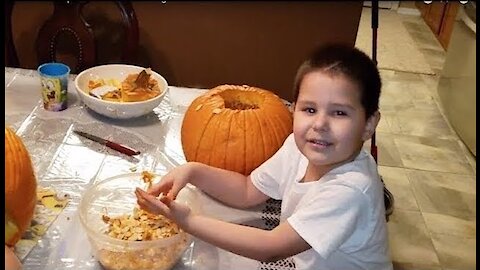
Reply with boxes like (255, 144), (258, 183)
(181, 85), (293, 175)
(5, 128), (37, 246)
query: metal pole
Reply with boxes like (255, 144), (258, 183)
(371, 0), (379, 163)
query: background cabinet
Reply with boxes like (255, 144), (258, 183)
(416, 2), (459, 50)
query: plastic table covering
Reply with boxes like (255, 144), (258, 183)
(5, 67), (294, 270)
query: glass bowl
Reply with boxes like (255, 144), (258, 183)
(78, 172), (198, 270)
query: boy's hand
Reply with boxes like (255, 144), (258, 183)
(135, 187), (191, 226)
(147, 163), (195, 201)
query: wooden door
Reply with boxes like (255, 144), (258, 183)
(438, 3), (459, 49)
(415, 2), (459, 50)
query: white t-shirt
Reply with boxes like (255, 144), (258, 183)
(251, 134), (393, 270)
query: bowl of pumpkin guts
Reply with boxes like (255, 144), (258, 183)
(78, 171), (199, 270)
(74, 64), (168, 119)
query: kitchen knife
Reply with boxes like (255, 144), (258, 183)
(73, 130), (141, 156)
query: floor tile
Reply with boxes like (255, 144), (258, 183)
(378, 166), (419, 211)
(387, 71), (425, 82)
(380, 74), (438, 115)
(457, 140), (477, 175)
(387, 210), (441, 268)
(422, 212), (476, 238)
(375, 132), (404, 167)
(430, 233), (476, 270)
(419, 48), (446, 74)
(409, 31), (444, 51)
(376, 112), (403, 134)
(392, 262), (442, 270)
(376, 114), (393, 133)
(379, 69), (397, 79)
(394, 134), (474, 175)
(407, 170), (476, 219)
(394, 105), (456, 139)
(402, 21), (428, 33)
(418, 74), (442, 102)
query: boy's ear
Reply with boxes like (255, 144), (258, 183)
(362, 111), (381, 141)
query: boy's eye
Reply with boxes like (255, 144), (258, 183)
(302, 108), (316, 114)
(334, 110), (347, 116)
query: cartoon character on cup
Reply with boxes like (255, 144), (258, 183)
(41, 78), (67, 111)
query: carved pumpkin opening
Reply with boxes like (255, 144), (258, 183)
(218, 89), (263, 110)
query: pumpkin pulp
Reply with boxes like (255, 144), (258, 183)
(218, 89), (263, 110)
(5, 213), (19, 246)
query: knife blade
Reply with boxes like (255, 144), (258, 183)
(73, 130), (141, 156)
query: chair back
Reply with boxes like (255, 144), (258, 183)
(5, 1), (20, 67)
(35, 1), (139, 73)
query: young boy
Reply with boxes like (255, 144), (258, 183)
(136, 44), (393, 270)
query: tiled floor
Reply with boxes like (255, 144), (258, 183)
(358, 8), (476, 270)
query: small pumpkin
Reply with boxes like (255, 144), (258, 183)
(5, 128), (37, 246)
(181, 85), (293, 175)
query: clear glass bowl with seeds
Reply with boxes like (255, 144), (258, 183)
(78, 172), (200, 270)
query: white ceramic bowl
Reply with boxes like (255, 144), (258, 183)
(74, 64), (168, 119)
(79, 172), (199, 270)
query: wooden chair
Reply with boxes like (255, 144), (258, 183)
(34, 1), (139, 73)
(5, 1), (19, 67)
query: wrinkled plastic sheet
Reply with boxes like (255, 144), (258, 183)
(5, 68), (290, 270)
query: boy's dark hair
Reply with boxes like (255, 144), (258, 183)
(293, 43), (381, 118)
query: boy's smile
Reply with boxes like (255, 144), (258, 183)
(306, 138), (333, 149)
(293, 71), (379, 179)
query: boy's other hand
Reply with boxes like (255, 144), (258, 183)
(147, 163), (195, 201)
(135, 187), (191, 225)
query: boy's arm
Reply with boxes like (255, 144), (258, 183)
(136, 188), (308, 262)
(183, 212), (311, 262)
(189, 162), (269, 208)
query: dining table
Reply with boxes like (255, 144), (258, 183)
(5, 67), (294, 270)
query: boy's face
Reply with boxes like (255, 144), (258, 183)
(293, 71), (379, 169)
